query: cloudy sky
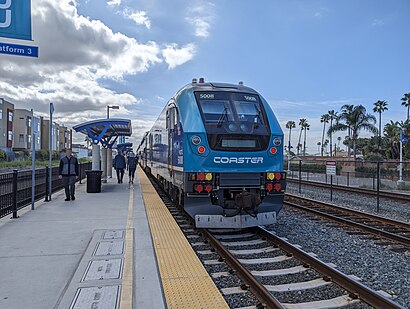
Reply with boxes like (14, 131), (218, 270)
(0, 0), (409, 153)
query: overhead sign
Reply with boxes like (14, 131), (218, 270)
(326, 161), (337, 175)
(0, 41), (38, 57)
(0, 0), (32, 40)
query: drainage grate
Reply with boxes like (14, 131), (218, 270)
(82, 259), (123, 282)
(70, 286), (121, 309)
(93, 241), (124, 256)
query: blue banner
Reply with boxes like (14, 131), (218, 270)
(400, 130), (408, 143)
(0, 41), (38, 57)
(0, 0), (32, 40)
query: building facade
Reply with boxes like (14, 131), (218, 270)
(59, 125), (72, 151)
(13, 109), (33, 151)
(0, 98), (14, 152)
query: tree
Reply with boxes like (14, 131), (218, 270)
(303, 122), (310, 156)
(401, 93), (410, 121)
(327, 110), (338, 156)
(285, 121), (296, 156)
(328, 105), (377, 160)
(297, 118), (307, 156)
(339, 104), (354, 156)
(373, 100), (388, 150)
(383, 120), (400, 159)
(320, 114), (329, 156)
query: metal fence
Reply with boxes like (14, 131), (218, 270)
(285, 159), (410, 191)
(0, 162), (92, 219)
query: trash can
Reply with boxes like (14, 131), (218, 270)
(85, 170), (103, 193)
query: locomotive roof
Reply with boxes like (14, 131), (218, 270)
(178, 82), (259, 95)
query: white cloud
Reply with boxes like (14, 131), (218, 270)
(162, 43), (196, 69)
(0, 0), (163, 119)
(107, 0), (121, 6)
(186, 3), (215, 38)
(123, 9), (151, 29)
(371, 19), (385, 27)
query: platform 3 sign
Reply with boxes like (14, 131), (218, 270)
(0, 0), (32, 40)
(0, 41), (38, 57)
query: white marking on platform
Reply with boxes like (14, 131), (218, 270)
(220, 239), (266, 247)
(70, 286), (121, 309)
(82, 259), (123, 281)
(283, 294), (360, 309)
(238, 255), (292, 265)
(251, 265), (307, 277)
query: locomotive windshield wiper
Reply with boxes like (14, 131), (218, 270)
(253, 104), (263, 126)
(217, 107), (228, 127)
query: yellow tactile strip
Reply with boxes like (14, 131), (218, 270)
(138, 167), (229, 309)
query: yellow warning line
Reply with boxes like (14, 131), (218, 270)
(120, 185), (134, 309)
(138, 167), (229, 308)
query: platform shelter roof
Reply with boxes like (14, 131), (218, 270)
(73, 118), (132, 148)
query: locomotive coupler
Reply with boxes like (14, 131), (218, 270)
(234, 188), (261, 211)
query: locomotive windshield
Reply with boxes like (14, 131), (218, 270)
(195, 91), (270, 151)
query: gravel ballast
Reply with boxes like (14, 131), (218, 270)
(271, 205), (410, 307)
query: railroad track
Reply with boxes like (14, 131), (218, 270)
(287, 178), (410, 202)
(285, 194), (410, 251)
(148, 173), (404, 308)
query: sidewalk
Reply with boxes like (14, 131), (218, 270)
(0, 172), (165, 309)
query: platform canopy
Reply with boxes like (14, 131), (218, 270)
(73, 118), (132, 148)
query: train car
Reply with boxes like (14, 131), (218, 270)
(137, 78), (286, 228)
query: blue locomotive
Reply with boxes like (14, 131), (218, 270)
(137, 79), (286, 228)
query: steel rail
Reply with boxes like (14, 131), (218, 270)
(287, 178), (410, 202)
(201, 229), (285, 309)
(286, 194), (410, 230)
(256, 226), (405, 309)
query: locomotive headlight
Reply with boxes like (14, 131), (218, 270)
(191, 135), (201, 145)
(273, 137), (281, 146)
(267, 172), (275, 180)
(205, 173), (213, 181)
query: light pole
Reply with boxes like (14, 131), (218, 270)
(107, 105), (119, 119)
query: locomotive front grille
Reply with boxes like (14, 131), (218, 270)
(218, 173), (261, 188)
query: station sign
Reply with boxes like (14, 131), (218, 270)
(326, 161), (337, 175)
(0, 0), (32, 40)
(0, 41), (38, 57)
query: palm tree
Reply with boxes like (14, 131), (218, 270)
(323, 139), (329, 154)
(320, 114), (329, 156)
(401, 93), (410, 121)
(327, 110), (338, 156)
(297, 118), (307, 155)
(383, 120), (400, 159)
(285, 121), (296, 155)
(339, 104), (354, 156)
(302, 122), (310, 156)
(328, 105), (377, 160)
(373, 100), (388, 150)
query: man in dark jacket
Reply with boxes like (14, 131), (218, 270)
(114, 151), (126, 183)
(58, 149), (79, 201)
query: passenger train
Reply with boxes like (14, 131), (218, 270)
(137, 79), (286, 228)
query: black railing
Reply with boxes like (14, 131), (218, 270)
(0, 162), (92, 219)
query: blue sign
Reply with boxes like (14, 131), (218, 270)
(0, 0), (32, 40)
(0, 41), (38, 57)
(400, 130), (408, 143)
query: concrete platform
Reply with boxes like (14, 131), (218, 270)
(0, 171), (165, 309)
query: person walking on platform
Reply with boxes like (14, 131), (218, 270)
(58, 149), (79, 201)
(114, 151), (126, 183)
(127, 151), (138, 184)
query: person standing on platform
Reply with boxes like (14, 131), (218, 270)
(127, 151), (137, 184)
(58, 149), (79, 201)
(114, 151), (126, 183)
